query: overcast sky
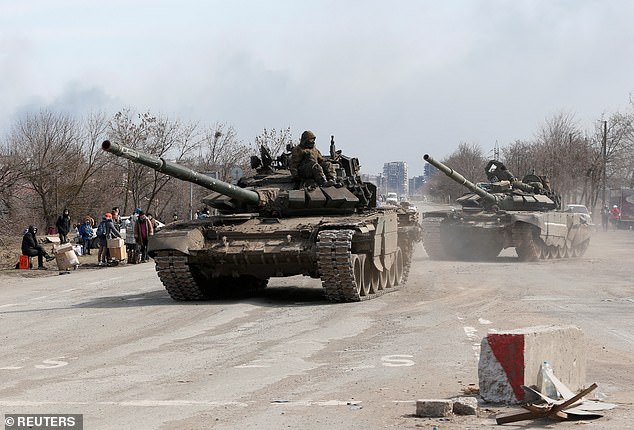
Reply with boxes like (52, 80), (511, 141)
(2, 0), (633, 175)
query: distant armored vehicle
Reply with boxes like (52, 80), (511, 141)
(421, 154), (592, 261)
(102, 139), (422, 302)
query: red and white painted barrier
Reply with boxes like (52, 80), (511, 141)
(478, 325), (586, 404)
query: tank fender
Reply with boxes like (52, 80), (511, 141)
(372, 212), (398, 272)
(148, 227), (205, 256)
(512, 212), (570, 248)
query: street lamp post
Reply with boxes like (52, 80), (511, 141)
(601, 120), (607, 208)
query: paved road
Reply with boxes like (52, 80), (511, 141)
(0, 216), (632, 429)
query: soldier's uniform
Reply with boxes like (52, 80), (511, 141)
(290, 130), (336, 186)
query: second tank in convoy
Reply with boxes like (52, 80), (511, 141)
(421, 154), (592, 261)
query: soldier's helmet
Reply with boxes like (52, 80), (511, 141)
(300, 130), (316, 147)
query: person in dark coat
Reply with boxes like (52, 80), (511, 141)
(55, 208), (72, 244)
(97, 213), (121, 266)
(134, 211), (154, 262)
(21, 225), (55, 269)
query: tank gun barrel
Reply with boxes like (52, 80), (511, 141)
(423, 154), (497, 203)
(102, 140), (261, 205)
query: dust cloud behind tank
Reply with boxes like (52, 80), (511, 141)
(421, 154), (593, 261)
(101, 139), (422, 302)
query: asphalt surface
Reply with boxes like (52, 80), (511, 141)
(0, 208), (632, 429)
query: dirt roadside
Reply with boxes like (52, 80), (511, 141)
(0, 236), (104, 275)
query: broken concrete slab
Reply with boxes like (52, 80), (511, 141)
(415, 399), (453, 417)
(452, 396), (478, 415)
(478, 325), (586, 404)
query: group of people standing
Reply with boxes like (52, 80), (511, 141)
(600, 204), (621, 231)
(123, 208), (156, 264)
(22, 206), (161, 269)
(96, 207), (158, 265)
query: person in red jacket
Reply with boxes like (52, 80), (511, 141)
(609, 205), (621, 229)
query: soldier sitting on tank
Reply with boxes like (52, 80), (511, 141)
(485, 160), (514, 182)
(290, 130), (337, 187)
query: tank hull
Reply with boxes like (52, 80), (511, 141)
(422, 209), (593, 261)
(149, 210), (421, 302)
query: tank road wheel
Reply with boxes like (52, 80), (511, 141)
(369, 265), (381, 294)
(378, 267), (388, 290)
(317, 229), (393, 302)
(561, 245), (570, 258)
(351, 254), (364, 296)
(547, 245), (558, 259)
(386, 262), (396, 288)
(392, 247), (404, 286)
(360, 255), (372, 297)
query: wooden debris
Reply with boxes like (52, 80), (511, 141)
(496, 383), (598, 425)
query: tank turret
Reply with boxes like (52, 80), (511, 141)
(102, 140), (377, 216)
(423, 154), (559, 211)
(423, 154), (497, 204)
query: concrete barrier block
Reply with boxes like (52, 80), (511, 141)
(415, 399), (453, 417)
(452, 396), (478, 415)
(478, 325), (586, 404)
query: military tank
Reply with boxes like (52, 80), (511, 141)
(421, 154), (592, 261)
(101, 139), (422, 302)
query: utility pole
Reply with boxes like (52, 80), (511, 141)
(602, 120), (607, 208)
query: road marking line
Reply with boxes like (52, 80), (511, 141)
(463, 326), (478, 339)
(0, 400), (248, 407)
(0, 399), (364, 407)
(0, 303), (18, 309)
(271, 400), (362, 406)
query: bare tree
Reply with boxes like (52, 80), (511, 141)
(197, 123), (250, 181)
(6, 110), (88, 228)
(532, 112), (592, 205)
(0, 140), (25, 235)
(106, 109), (200, 218)
(424, 142), (487, 202)
(254, 127), (294, 158)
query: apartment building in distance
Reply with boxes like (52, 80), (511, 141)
(383, 161), (408, 198)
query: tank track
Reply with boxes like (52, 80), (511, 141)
(421, 217), (448, 260)
(154, 251), (205, 300)
(422, 217), (590, 262)
(317, 229), (397, 302)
